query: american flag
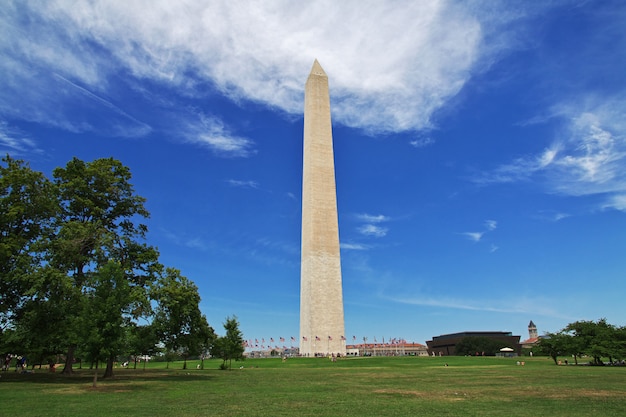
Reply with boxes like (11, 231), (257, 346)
(302, 336), (308, 341)
(328, 335), (332, 340)
(270, 338), (274, 343)
(340, 335), (346, 341)
(291, 336), (296, 342)
(315, 336), (320, 341)
(280, 337), (285, 342)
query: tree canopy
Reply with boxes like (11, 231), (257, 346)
(1, 155), (229, 377)
(211, 316), (245, 370)
(538, 319), (626, 365)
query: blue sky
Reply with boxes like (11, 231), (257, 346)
(2, 0), (625, 347)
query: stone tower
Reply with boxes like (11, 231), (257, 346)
(299, 60), (346, 356)
(528, 320), (538, 339)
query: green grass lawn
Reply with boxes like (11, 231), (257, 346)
(1, 356), (624, 416)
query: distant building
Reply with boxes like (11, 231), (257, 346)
(346, 342), (429, 357)
(426, 331), (521, 356)
(520, 320), (541, 350)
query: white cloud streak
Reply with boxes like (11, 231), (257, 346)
(355, 213), (390, 223)
(462, 232), (484, 242)
(182, 115), (256, 157)
(389, 294), (571, 319)
(226, 179), (259, 189)
(476, 96), (626, 211)
(358, 224), (389, 238)
(0, 122), (41, 155)
(484, 220), (497, 231)
(341, 242), (371, 251)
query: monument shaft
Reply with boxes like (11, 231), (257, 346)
(300, 60), (346, 356)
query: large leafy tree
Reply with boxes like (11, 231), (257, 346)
(48, 157), (159, 374)
(211, 316), (245, 370)
(539, 319), (626, 365)
(565, 319), (622, 365)
(152, 267), (215, 370)
(0, 155), (57, 333)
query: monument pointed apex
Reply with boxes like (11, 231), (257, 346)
(309, 59), (327, 77)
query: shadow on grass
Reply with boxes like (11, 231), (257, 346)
(0, 368), (216, 386)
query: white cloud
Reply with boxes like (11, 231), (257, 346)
(183, 115), (255, 157)
(0, 122), (41, 155)
(354, 213), (391, 238)
(341, 242), (370, 251)
(0, 0), (548, 135)
(355, 213), (390, 223)
(409, 137), (435, 148)
(461, 232), (484, 242)
(603, 194), (626, 212)
(476, 96), (626, 211)
(226, 179), (259, 189)
(358, 224), (389, 238)
(388, 294), (571, 319)
(484, 219), (497, 231)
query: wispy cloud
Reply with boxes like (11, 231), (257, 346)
(461, 232), (484, 242)
(0, 122), (42, 155)
(409, 137), (435, 148)
(355, 213), (389, 223)
(476, 96), (626, 211)
(358, 224), (389, 238)
(354, 213), (391, 238)
(226, 179), (259, 189)
(160, 228), (211, 251)
(341, 242), (371, 251)
(484, 220), (497, 231)
(460, 219), (498, 247)
(0, 1), (557, 135)
(388, 294), (572, 319)
(182, 115), (256, 158)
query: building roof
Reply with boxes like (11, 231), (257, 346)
(429, 331), (515, 342)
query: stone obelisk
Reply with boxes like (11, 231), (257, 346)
(300, 60), (346, 356)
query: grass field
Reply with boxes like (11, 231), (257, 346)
(1, 356), (625, 416)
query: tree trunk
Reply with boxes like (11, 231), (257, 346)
(92, 370), (98, 388)
(61, 345), (76, 375)
(103, 355), (114, 379)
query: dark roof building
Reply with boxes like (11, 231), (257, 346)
(426, 331), (521, 356)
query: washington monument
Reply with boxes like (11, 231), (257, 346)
(299, 60), (346, 356)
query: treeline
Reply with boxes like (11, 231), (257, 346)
(1, 155), (243, 377)
(455, 336), (509, 356)
(538, 319), (626, 365)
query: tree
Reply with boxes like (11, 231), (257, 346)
(80, 260), (141, 380)
(537, 332), (571, 365)
(127, 323), (159, 370)
(0, 155), (57, 333)
(566, 319), (620, 365)
(49, 157), (158, 375)
(152, 268), (215, 370)
(454, 336), (505, 356)
(211, 316), (245, 370)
